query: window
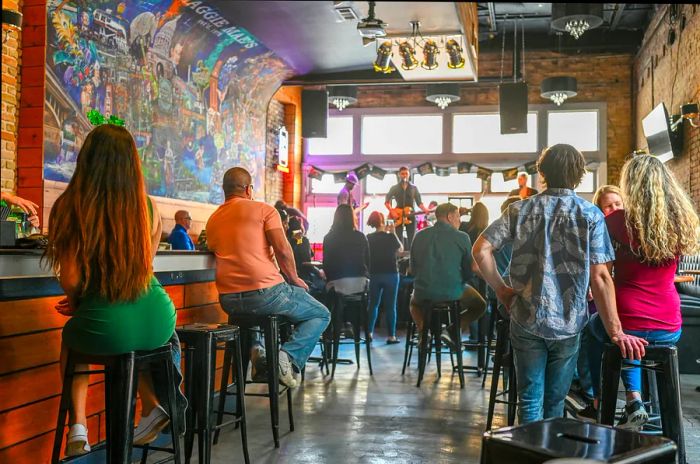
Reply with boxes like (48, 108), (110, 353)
(480, 195), (510, 225)
(413, 173), (481, 194)
(547, 110), (599, 152)
(359, 196), (389, 234)
(306, 116), (353, 155)
(365, 174), (398, 194)
(575, 171), (596, 193)
(453, 113), (538, 153)
(490, 172), (520, 193)
(362, 115), (442, 155)
(306, 206), (336, 243)
(310, 174), (343, 194)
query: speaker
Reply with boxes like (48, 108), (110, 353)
(499, 83), (528, 134)
(302, 90), (328, 138)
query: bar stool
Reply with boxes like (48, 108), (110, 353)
(401, 319), (451, 375)
(175, 323), (248, 464)
(485, 319), (517, 431)
(481, 298), (500, 388)
(416, 300), (465, 389)
(327, 288), (373, 379)
(600, 344), (686, 464)
(216, 313), (294, 448)
(52, 345), (181, 464)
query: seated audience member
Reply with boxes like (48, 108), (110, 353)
(425, 200), (439, 226)
(323, 204), (370, 295)
(508, 172), (539, 199)
(275, 199), (309, 231)
(45, 125), (178, 454)
(472, 143), (647, 425)
(278, 207), (290, 233)
(410, 203), (486, 342)
(366, 211), (403, 344)
(459, 201), (489, 339)
(586, 155), (699, 429)
(168, 210), (195, 250)
(287, 216), (322, 290)
(207, 167), (330, 388)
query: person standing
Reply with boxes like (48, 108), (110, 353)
(207, 167), (330, 388)
(508, 173), (539, 199)
(473, 143), (647, 424)
(168, 210), (195, 250)
(337, 172), (360, 208)
(385, 166), (430, 249)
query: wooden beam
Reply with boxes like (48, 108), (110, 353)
(455, 2), (479, 76)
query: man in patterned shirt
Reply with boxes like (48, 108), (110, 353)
(473, 144), (647, 424)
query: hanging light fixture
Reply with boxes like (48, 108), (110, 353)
(328, 86), (358, 111)
(398, 41), (418, 70)
(540, 76), (578, 106)
(421, 39), (439, 70)
(551, 4), (604, 40)
(373, 40), (393, 73)
(426, 84), (460, 110)
(445, 39), (465, 69)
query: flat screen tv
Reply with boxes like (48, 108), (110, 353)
(642, 103), (683, 163)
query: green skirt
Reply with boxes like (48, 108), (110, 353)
(63, 277), (176, 356)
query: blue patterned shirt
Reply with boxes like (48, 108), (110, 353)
(482, 189), (615, 339)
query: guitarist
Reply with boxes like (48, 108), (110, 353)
(337, 172), (368, 219)
(384, 166), (431, 249)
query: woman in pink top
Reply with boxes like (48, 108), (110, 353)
(587, 155), (700, 430)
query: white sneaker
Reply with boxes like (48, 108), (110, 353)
(66, 423), (91, 456)
(278, 350), (297, 388)
(134, 405), (170, 445)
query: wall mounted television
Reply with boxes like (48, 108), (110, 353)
(641, 103), (683, 163)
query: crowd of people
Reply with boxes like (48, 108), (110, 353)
(32, 122), (699, 456)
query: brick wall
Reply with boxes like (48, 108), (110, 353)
(1, 1), (23, 193)
(265, 99), (284, 203)
(273, 86), (304, 209)
(633, 4), (700, 207)
(354, 50), (634, 185)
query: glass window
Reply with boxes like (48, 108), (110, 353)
(480, 195), (510, 225)
(575, 171), (596, 193)
(359, 196), (390, 234)
(306, 116), (353, 155)
(306, 206), (336, 244)
(310, 174), (344, 194)
(490, 172), (520, 193)
(362, 115), (442, 155)
(453, 113), (538, 153)
(547, 111), (599, 152)
(413, 173), (482, 194)
(365, 174), (398, 194)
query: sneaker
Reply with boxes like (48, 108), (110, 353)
(575, 403), (598, 423)
(386, 337), (401, 345)
(65, 424), (91, 456)
(250, 345), (268, 383)
(617, 399), (648, 430)
(340, 322), (355, 339)
(565, 389), (588, 411)
(134, 405), (170, 445)
(278, 350), (297, 388)
(440, 329), (458, 351)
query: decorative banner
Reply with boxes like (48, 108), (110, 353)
(502, 167), (519, 182)
(308, 166), (325, 181)
(435, 166), (451, 177)
(524, 161), (538, 175)
(457, 162), (473, 174)
(417, 162), (434, 176)
(333, 171), (348, 183)
(370, 165), (387, 180)
(476, 167), (493, 181)
(355, 163), (371, 179)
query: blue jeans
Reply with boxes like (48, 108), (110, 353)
(220, 282), (330, 371)
(368, 272), (400, 337)
(572, 327), (594, 397)
(586, 313), (681, 397)
(510, 320), (581, 424)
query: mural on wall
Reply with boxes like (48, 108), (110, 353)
(44, 0), (293, 203)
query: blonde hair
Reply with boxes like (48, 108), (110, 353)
(592, 185), (623, 210)
(620, 155), (700, 264)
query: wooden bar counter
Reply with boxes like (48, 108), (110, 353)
(0, 250), (228, 463)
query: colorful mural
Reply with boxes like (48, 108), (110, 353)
(44, 0), (293, 203)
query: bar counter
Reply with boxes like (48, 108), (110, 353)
(0, 250), (229, 463)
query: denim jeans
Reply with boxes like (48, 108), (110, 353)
(220, 282), (330, 371)
(572, 327), (594, 397)
(368, 272), (400, 337)
(586, 313), (681, 397)
(510, 320), (581, 424)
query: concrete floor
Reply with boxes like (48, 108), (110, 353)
(167, 330), (700, 464)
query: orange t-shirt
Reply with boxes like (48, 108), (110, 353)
(206, 197), (285, 294)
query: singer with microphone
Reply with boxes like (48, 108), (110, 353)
(384, 166), (431, 249)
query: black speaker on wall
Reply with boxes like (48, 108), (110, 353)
(302, 90), (328, 138)
(499, 82), (528, 134)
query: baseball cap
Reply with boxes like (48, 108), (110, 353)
(346, 172), (359, 185)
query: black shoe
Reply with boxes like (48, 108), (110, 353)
(575, 403), (598, 423)
(386, 337), (401, 345)
(250, 345), (268, 383)
(617, 399), (648, 430)
(566, 388), (589, 411)
(340, 322), (355, 339)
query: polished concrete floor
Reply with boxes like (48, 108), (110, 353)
(160, 329), (700, 464)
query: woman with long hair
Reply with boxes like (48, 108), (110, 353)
(460, 201), (489, 244)
(45, 124), (177, 455)
(587, 155), (700, 429)
(592, 184), (624, 217)
(366, 211), (403, 344)
(322, 204), (370, 295)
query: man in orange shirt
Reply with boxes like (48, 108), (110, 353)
(206, 167), (330, 388)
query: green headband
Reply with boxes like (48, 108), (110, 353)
(87, 109), (125, 127)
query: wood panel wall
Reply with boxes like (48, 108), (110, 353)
(0, 281), (228, 463)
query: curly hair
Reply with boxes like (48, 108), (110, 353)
(620, 154), (700, 264)
(592, 185), (623, 210)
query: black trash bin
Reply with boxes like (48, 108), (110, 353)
(481, 418), (676, 464)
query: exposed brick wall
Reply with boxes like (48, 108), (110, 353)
(273, 86), (303, 209)
(355, 50), (634, 185)
(1, 1), (23, 193)
(633, 4), (700, 208)
(265, 99), (284, 203)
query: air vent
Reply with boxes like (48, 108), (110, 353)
(334, 6), (359, 22)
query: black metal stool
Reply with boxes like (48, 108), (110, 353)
(485, 319), (517, 431)
(416, 300), (465, 389)
(401, 319), (452, 375)
(217, 313), (294, 448)
(52, 344), (181, 464)
(327, 288), (373, 379)
(600, 344), (686, 464)
(481, 298), (499, 388)
(175, 323), (248, 464)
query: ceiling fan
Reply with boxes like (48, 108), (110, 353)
(357, 1), (387, 46)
